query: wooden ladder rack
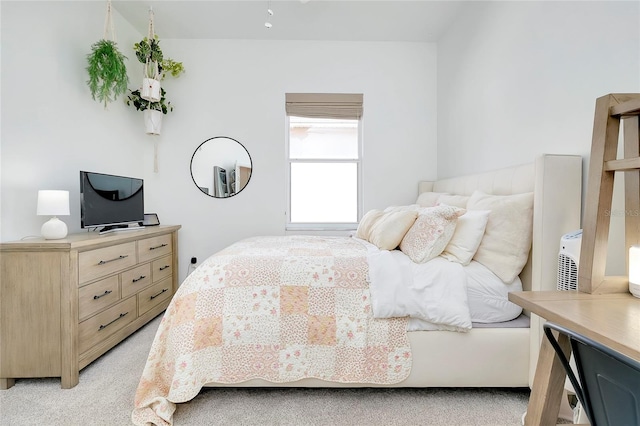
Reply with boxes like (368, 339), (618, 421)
(579, 93), (640, 294)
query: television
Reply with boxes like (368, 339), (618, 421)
(80, 171), (144, 233)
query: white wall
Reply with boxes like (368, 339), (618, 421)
(1, 2), (143, 238)
(1, 3), (438, 281)
(145, 39), (436, 277)
(437, 1), (640, 274)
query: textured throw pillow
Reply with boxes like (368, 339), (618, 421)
(440, 209), (491, 265)
(416, 192), (448, 208)
(356, 209), (385, 240)
(399, 205), (466, 263)
(368, 210), (418, 250)
(437, 194), (470, 208)
(468, 190), (534, 283)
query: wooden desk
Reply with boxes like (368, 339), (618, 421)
(508, 291), (640, 426)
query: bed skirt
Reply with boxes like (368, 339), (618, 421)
(203, 324), (530, 388)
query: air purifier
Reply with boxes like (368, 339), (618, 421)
(557, 229), (582, 291)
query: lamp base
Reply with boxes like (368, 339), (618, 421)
(630, 282), (640, 299)
(41, 216), (68, 239)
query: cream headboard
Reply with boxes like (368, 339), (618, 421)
(418, 154), (583, 293)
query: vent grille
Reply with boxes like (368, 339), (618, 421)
(557, 253), (578, 291)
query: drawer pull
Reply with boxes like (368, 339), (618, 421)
(98, 312), (128, 331)
(149, 243), (168, 250)
(98, 255), (129, 265)
(132, 275), (146, 283)
(93, 290), (112, 300)
(150, 288), (168, 300)
(159, 265), (170, 271)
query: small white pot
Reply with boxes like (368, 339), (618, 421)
(141, 78), (161, 102)
(144, 110), (163, 135)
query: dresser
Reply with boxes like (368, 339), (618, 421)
(0, 225), (181, 389)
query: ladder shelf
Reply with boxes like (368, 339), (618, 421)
(579, 93), (640, 294)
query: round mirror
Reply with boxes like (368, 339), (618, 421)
(190, 137), (253, 198)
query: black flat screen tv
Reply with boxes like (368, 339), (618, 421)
(80, 171), (144, 233)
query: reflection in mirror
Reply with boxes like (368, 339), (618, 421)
(190, 137), (252, 198)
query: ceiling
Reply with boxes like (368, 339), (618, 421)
(112, 1), (466, 42)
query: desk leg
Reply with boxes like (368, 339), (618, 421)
(525, 331), (571, 426)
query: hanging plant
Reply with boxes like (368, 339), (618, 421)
(126, 87), (172, 136)
(126, 7), (183, 140)
(85, 1), (128, 108)
(135, 8), (164, 102)
(126, 87), (172, 114)
(86, 40), (128, 107)
(134, 35), (164, 78)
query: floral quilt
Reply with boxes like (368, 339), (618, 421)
(132, 236), (411, 425)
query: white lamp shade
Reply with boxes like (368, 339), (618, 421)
(37, 190), (70, 216)
(630, 245), (640, 298)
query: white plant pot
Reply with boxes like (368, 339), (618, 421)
(141, 78), (161, 102)
(144, 110), (163, 135)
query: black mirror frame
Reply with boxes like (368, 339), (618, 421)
(189, 136), (253, 198)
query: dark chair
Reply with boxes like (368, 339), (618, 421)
(543, 322), (640, 426)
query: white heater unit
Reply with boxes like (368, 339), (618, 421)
(557, 229), (582, 291)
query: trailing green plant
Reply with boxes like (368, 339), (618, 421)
(160, 58), (185, 80)
(86, 39), (129, 107)
(126, 87), (173, 114)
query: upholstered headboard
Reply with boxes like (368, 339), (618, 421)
(418, 154), (583, 293)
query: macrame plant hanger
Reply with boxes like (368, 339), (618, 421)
(152, 140), (160, 173)
(142, 6), (161, 173)
(103, 0), (116, 43)
(141, 7), (161, 103)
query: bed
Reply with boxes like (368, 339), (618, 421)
(132, 154), (582, 425)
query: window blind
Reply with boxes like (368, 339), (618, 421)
(285, 93), (363, 119)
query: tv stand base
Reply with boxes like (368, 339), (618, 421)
(99, 225), (145, 235)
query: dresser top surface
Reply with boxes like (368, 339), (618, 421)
(0, 225), (181, 251)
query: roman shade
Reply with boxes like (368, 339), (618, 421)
(285, 93), (363, 119)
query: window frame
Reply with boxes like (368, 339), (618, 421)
(285, 115), (363, 231)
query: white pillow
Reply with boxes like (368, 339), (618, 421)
(440, 209), (491, 265)
(437, 194), (470, 208)
(399, 205), (465, 263)
(468, 190), (534, 283)
(368, 210), (418, 250)
(416, 192), (447, 207)
(356, 209), (385, 240)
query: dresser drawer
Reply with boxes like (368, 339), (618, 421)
(152, 255), (173, 282)
(138, 278), (173, 316)
(78, 275), (120, 321)
(138, 235), (172, 264)
(79, 242), (137, 284)
(121, 263), (152, 299)
(79, 296), (137, 354)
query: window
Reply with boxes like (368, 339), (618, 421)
(285, 93), (363, 231)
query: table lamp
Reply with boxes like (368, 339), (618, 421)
(630, 245), (640, 298)
(37, 190), (70, 239)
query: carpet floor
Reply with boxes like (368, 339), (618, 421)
(0, 315), (534, 426)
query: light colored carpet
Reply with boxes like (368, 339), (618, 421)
(0, 315), (534, 426)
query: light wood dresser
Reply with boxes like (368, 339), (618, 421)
(0, 225), (181, 389)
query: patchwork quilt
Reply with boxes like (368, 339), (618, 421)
(132, 236), (411, 426)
